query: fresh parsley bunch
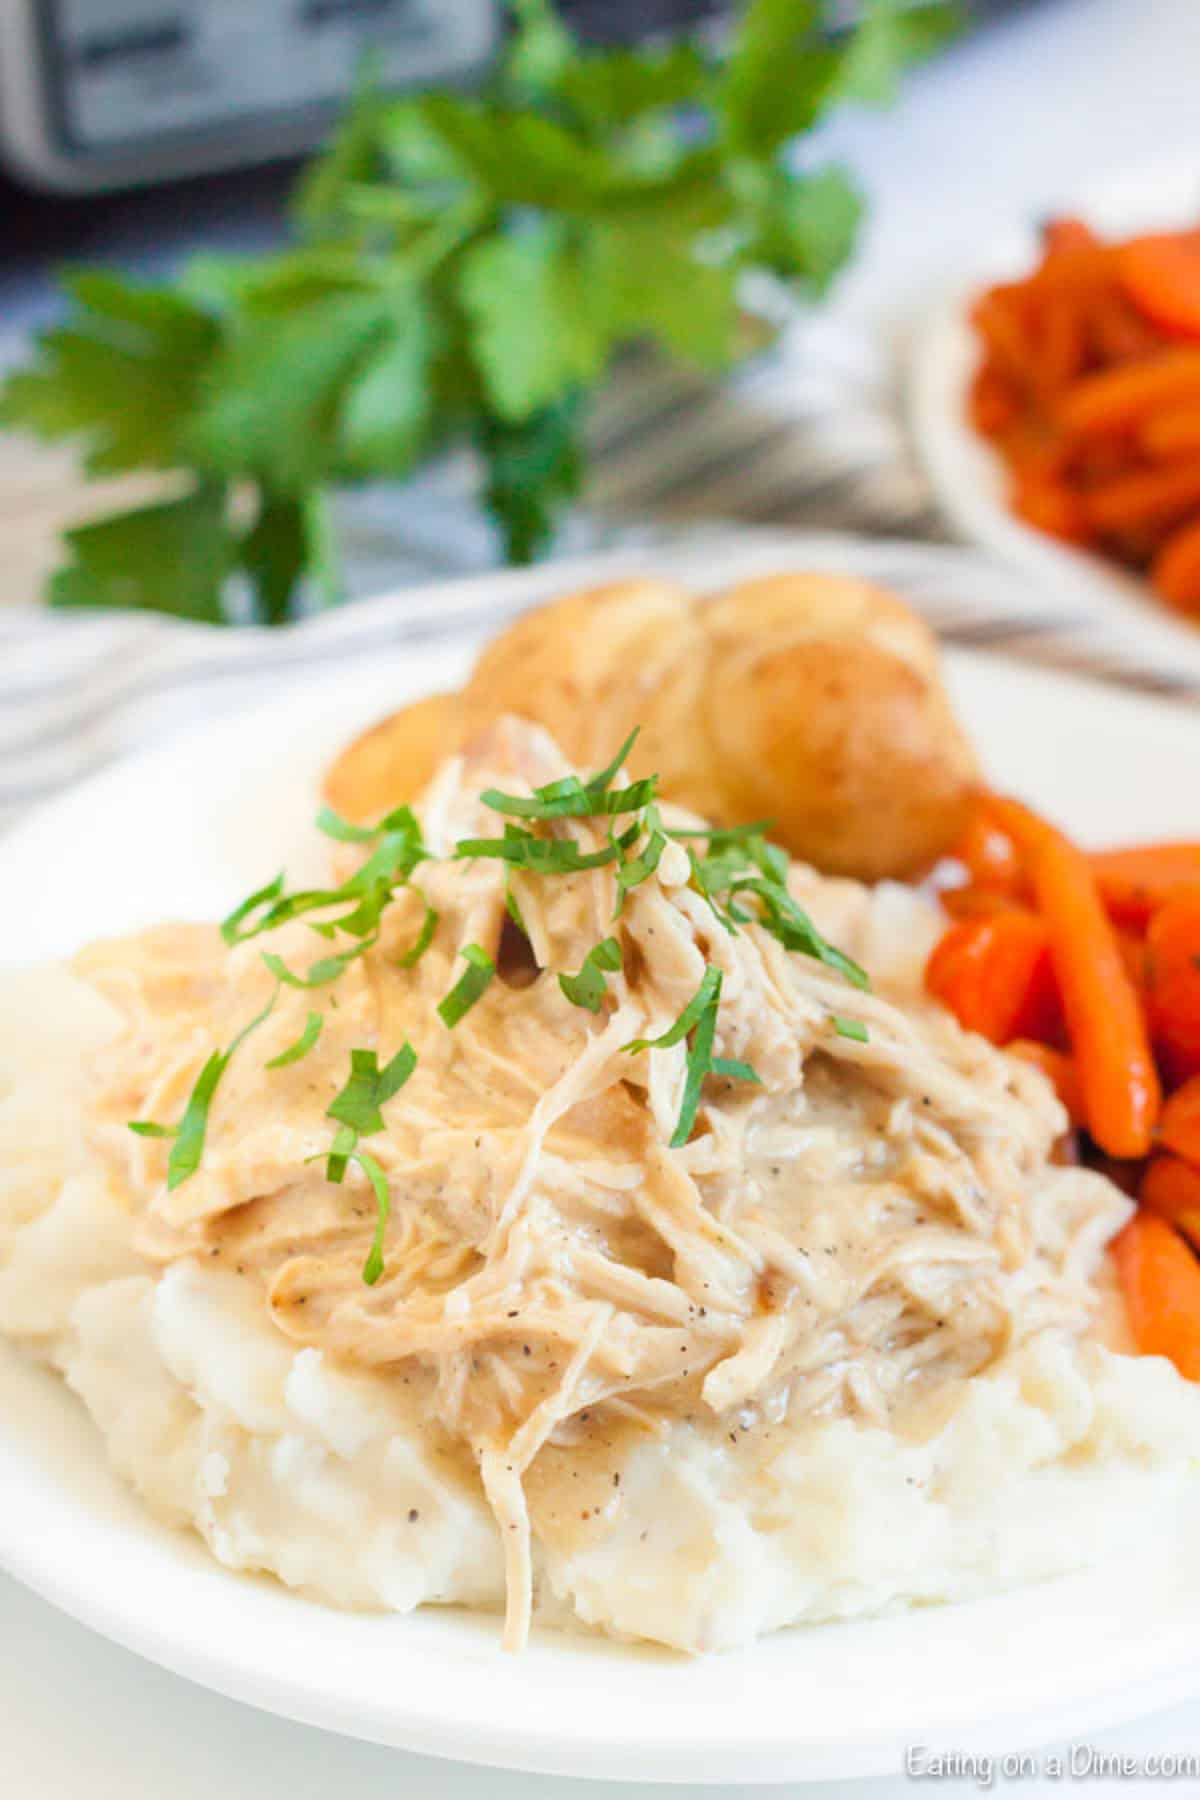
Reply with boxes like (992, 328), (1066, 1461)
(1, 0), (956, 625)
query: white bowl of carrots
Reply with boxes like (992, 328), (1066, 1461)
(911, 157), (1200, 681)
(928, 797), (1200, 1381)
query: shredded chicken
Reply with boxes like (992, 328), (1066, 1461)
(77, 720), (1129, 1649)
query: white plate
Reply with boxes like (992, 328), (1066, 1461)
(3, 639), (1200, 1785)
(910, 156), (1200, 684)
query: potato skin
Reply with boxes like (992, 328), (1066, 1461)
(461, 578), (711, 787)
(323, 570), (979, 879)
(323, 691), (460, 821)
(701, 573), (979, 878)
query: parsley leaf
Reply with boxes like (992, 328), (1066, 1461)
(222, 807), (426, 945)
(711, 1056), (763, 1083)
(262, 936), (377, 988)
(266, 1010), (324, 1068)
(455, 829), (618, 875)
(559, 935), (621, 1012)
(49, 486), (233, 623)
(328, 1043), (418, 1136)
(458, 226), (611, 423)
(624, 966), (760, 1146)
(729, 877), (870, 990)
(395, 895), (439, 968)
(355, 1148), (392, 1285)
(129, 980), (280, 1189)
(0, 271), (220, 474)
(3, 1), (953, 607)
(624, 965), (721, 1057)
(831, 1014), (870, 1043)
(614, 807), (668, 908)
(438, 943), (496, 1027)
(481, 773), (656, 821)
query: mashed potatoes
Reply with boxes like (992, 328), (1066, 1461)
(1, 725), (1199, 1655)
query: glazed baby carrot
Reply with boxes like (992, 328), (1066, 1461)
(990, 797), (1161, 1158)
(1152, 515), (1200, 615)
(924, 911), (1060, 1046)
(1083, 456), (1200, 534)
(1138, 406), (1200, 459)
(1117, 231), (1200, 342)
(1145, 892), (1200, 1085)
(1007, 1040), (1084, 1124)
(1058, 349), (1200, 438)
(1112, 1211), (1200, 1379)
(1158, 1074), (1200, 1166)
(940, 885), (1024, 922)
(1089, 843), (1200, 928)
(948, 806), (1025, 893)
(1140, 1155), (1200, 1250)
(1012, 473), (1089, 542)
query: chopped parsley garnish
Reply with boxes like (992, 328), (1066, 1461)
(622, 966), (758, 1148)
(731, 878), (870, 990)
(328, 1044), (418, 1138)
(314, 805), (390, 844)
(266, 1010), (323, 1068)
(261, 934), (377, 988)
(354, 1149), (391, 1285)
(832, 1014), (870, 1043)
(559, 936), (621, 1012)
(613, 806), (668, 910)
(395, 895), (439, 968)
(586, 728), (641, 793)
(624, 966), (722, 1056)
(454, 829), (618, 875)
(220, 872), (285, 944)
(504, 882), (526, 933)
(684, 822), (870, 990)
(314, 1044), (416, 1268)
(128, 980), (279, 1189)
(712, 1056), (763, 1084)
(480, 774), (658, 822)
(437, 943), (496, 1027)
(221, 807), (426, 946)
(324, 1121), (359, 1184)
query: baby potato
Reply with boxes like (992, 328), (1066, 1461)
(700, 573), (979, 879)
(323, 570), (979, 879)
(323, 691), (460, 822)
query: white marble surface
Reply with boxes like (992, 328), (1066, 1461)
(7, 1), (1200, 1791)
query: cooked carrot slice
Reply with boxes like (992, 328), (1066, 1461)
(1159, 1073), (1200, 1166)
(1118, 231), (1200, 341)
(1007, 1039), (1084, 1123)
(1040, 217), (1099, 258)
(969, 365), (1020, 438)
(1112, 1211), (1200, 1379)
(941, 885), (1024, 922)
(1146, 892), (1200, 1086)
(1152, 515), (1200, 615)
(1141, 1156), (1200, 1251)
(1084, 456), (1200, 534)
(1058, 349), (1200, 437)
(1085, 287), (1160, 363)
(948, 806), (1025, 893)
(1138, 407), (1200, 459)
(1090, 844), (1200, 928)
(1013, 473), (1090, 542)
(925, 911), (1061, 1046)
(990, 797), (1161, 1158)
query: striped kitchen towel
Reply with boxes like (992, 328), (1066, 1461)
(3, 521), (1190, 839)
